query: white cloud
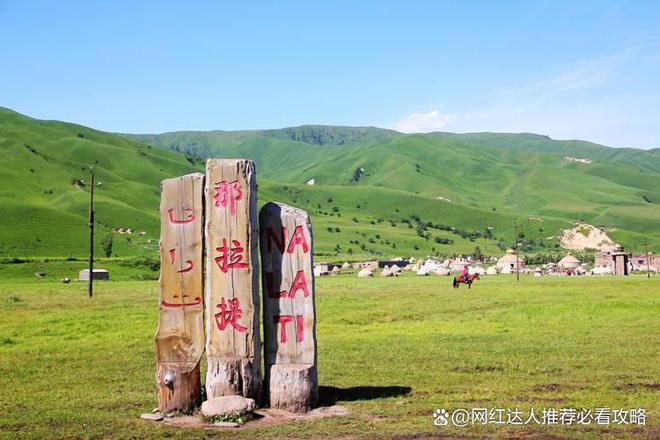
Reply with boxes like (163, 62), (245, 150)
(393, 109), (450, 133)
(387, 46), (660, 148)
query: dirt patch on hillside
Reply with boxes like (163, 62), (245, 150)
(559, 223), (617, 251)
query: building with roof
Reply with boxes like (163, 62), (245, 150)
(496, 249), (525, 272)
(558, 254), (581, 271)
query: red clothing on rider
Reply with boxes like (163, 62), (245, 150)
(462, 266), (469, 280)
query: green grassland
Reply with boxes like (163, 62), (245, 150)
(1, 106), (659, 260)
(0, 273), (657, 439)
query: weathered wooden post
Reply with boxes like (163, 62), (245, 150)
(155, 173), (204, 412)
(260, 202), (318, 412)
(204, 159), (261, 401)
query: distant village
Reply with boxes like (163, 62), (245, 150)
(314, 246), (659, 278)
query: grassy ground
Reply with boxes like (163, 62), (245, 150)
(0, 273), (658, 439)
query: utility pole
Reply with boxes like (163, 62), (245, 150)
(644, 241), (651, 279)
(88, 168), (95, 298)
(515, 221), (520, 282)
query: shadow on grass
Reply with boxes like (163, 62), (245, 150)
(319, 385), (412, 405)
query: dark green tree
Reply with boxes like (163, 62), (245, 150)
(101, 233), (113, 258)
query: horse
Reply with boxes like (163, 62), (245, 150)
(453, 273), (480, 289)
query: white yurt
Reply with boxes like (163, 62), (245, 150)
(313, 267), (329, 277)
(591, 265), (613, 275)
(534, 267), (543, 277)
(486, 266), (498, 275)
(380, 268), (392, 277)
(416, 267), (429, 276)
(435, 267), (451, 276)
(497, 249), (525, 271)
(450, 256), (469, 271)
(331, 266), (341, 275)
(357, 268), (373, 278)
(558, 254), (581, 271)
(422, 259), (443, 272)
(341, 261), (351, 270)
(471, 266), (486, 275)
(390, 264), (401, 274)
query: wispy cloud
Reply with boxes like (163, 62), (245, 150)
(393, 109), (451, 133)
(393, 44), (660, 148)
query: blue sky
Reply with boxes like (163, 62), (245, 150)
(1, 1), (659, 148)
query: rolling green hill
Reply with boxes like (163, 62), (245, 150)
(0, 107), (200, 257)
(0, 106), (657, 260)
(129, 125), (660, 254)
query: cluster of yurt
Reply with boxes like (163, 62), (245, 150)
(413, 258), (448, 276)
(532, 254), (594, 276)
(348, 250), (614, 279)
(380, 264), (401, 277)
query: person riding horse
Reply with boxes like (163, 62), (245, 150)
(453, 267), (480, 289)
(462, 265), (470, 283)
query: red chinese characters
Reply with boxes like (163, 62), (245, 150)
(167, 208), (195, 224)
(213, 180), (243, 216)
(176, 261), (194, 273)
(168, 248), (194, 273)
(214, 238), (249, 273)
(161, 296), (202, 308)
(214, 297), (247, 332)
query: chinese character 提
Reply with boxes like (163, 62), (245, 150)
(214, 297), (247, 332)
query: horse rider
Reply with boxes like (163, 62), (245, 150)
(462, 265), (470, 282)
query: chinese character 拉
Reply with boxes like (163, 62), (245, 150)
(214, 239), (249, 273)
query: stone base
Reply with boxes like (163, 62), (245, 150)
(206, 357), (261, 403)
(201, 395), (256, 417)
(268, 364), (318, 413)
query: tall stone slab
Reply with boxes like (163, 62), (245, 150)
(155, 173), (204, 412)
(259, 202), (318, 412)
(204, 159), (261, 400)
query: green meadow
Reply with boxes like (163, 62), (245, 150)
(1, 106), (659, 439)
(1, 271), (657, 439)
